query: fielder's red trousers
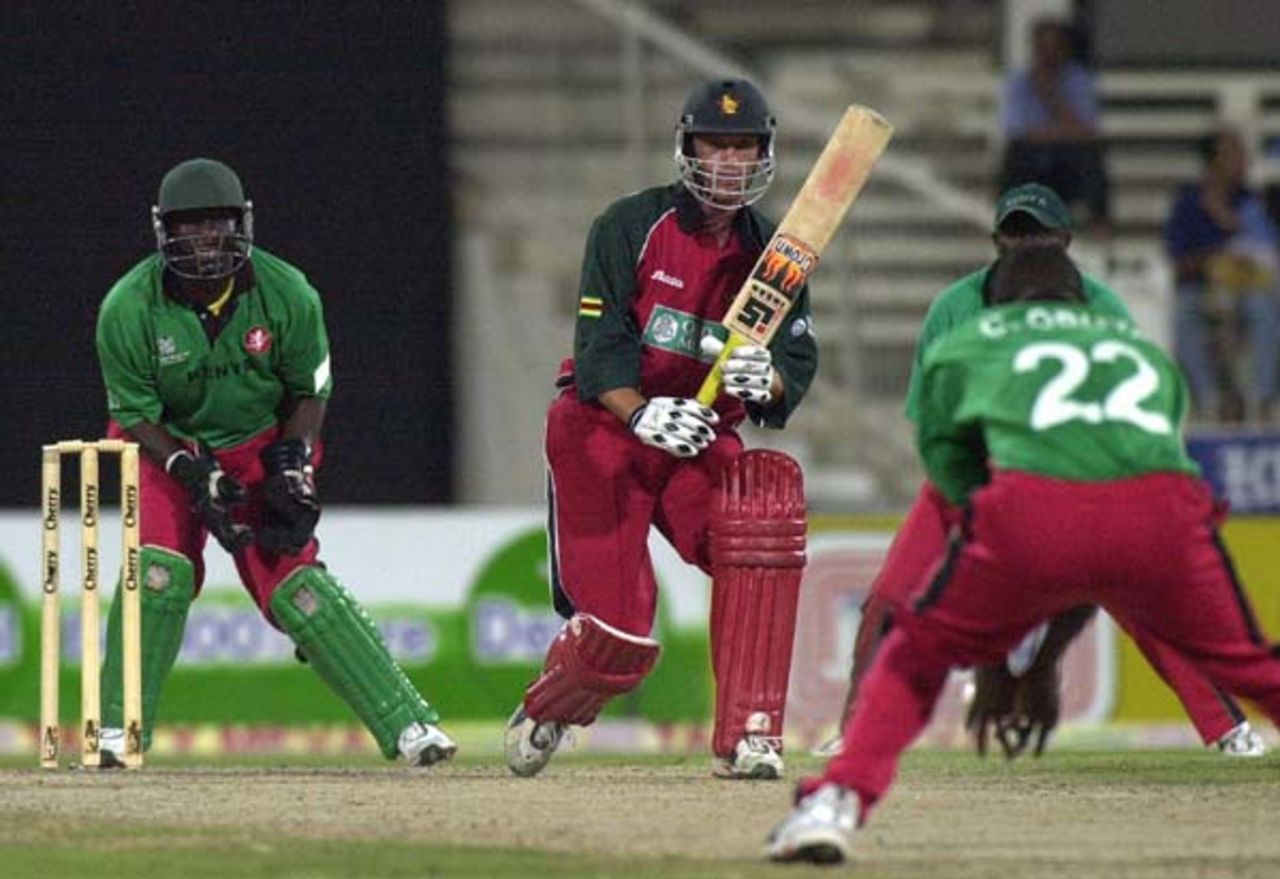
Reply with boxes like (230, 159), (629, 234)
(108, 422), (321, 622)
(857, 480), (1245, 744)
(827, 471), (1280, 813)
(544, 392), (742, 637)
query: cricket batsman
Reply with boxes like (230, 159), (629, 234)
(504, 79), (817, 780)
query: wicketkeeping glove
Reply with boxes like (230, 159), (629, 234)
(257, 437), (320, 555)
(629, 397), (720, 458)
(700, 337), (777, 404)
(166, 449), (253, 553)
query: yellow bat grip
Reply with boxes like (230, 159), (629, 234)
(695, 334), (748, 406)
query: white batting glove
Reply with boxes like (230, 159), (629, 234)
(701, 336), (776, 404)
(629, 397), (720, 458)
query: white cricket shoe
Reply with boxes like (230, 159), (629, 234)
(98, 727), (127, 770)
(397, 722), (458, 766)
(713, 712), (784, 780)
(504, 705), (569, 778)
(1217, 721), (1267, 758)
(765, 783), (858, 864)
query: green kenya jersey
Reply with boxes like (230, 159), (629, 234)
(916, 302), (1199, 505)
(905, 265), (1131, 422)
(96, 249), (332, 449)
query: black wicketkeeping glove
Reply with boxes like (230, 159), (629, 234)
(257, 437), (320, 555)
(166, 449), (253, 553)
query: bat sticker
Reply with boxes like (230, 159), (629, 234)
(753, 234), (819, 299)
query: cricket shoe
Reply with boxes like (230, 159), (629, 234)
(765, 783), (858, 865)
(1217, 721), (1267, 758)
(504, 705), (569, 778)
(398, 722), (458, 766)
(713, 712), (784, 780)
(97, 727), (127, 770)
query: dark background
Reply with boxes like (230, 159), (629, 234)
(1, 3), (453, 505)
(1092, 0), (1280, 67)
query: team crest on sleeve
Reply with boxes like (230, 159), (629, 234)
(243, 326), (273, 354)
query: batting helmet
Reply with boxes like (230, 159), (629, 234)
(674, 79), (776, 209)
(151, 158), (254, 280)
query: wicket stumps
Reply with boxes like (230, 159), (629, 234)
(40, 439), (143, 769)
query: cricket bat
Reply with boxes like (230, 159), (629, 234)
(697, 105), (893, 405)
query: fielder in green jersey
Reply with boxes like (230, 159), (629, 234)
(92, 158), (456, 768)
(823, 184), (1262, 761)
(766, 244), (1280, 868)
(917, 272), (1199, 506)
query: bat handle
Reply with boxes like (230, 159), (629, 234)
(695, 334), (747, 406)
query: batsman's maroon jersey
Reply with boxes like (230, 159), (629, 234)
(563, 183), (816, 426)
(546, 184), (816, 636)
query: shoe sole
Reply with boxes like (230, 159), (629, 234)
(97, 752), (127, 771)
(713, 761), (782, 780)
(767, 835), (849, 865)
(411, 744), (458, 767)
(794, 842), (846, 865)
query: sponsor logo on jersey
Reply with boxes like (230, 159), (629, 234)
(185, 356), (254, 384)
(578, 296), (603, 319)
(157, 335), (190, 367)
(650, 269), (685, 289)
(642, 305), (725, 362)
(243, 326), (272, 355)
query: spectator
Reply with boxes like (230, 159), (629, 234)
(1164, 128), (1280, 425)
(1000, 18), (1110, 233)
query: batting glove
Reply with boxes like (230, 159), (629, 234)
(700, 337), (776, 404)
(629, 397), (720, 458)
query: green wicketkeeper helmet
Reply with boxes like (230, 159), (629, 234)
(151, 158), (254, 280)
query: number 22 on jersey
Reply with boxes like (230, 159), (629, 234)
(1014, 340), (1173, 435)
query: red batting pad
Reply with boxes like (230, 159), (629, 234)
(523, 613), (660, 726)
(709, 450), (806, 757)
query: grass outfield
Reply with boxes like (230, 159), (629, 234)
(1, 750), (1277, 878)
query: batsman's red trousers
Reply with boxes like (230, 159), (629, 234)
(860, 480), (1244, 744)
(827, 471), (1280, 812)
(544, 392), (742, 637)
(108, 422), (321, 621)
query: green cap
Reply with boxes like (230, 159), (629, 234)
(156, 158), (246, 215)
(993, 183), (1071, 232)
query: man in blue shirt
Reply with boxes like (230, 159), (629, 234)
(1000, 18), (1109, 231)
(1164, 128), (1280, 423)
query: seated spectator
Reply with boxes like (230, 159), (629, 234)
(1000, 18), (1110, 233)
(1164, 128), (1280, 425)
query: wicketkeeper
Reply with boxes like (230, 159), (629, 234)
(93, 157), (455, 767)
(504, 79), (817, 780)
